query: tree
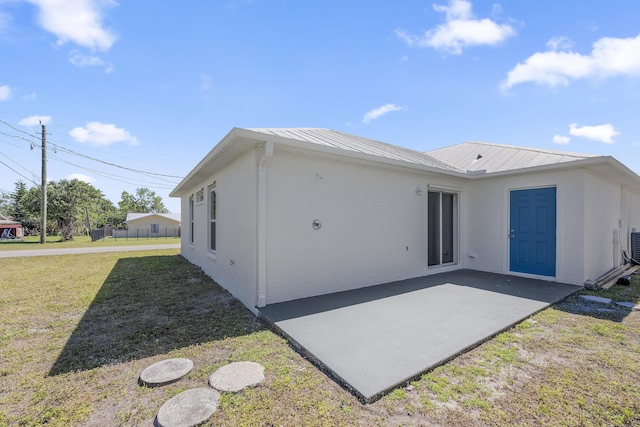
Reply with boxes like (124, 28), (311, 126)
(0, 181), (34, 231)
(17, 179), (118, 240)
(48, 179), (118, 240)
(20, 185), (45, 234)
(7, 181), (28, 222)
(118, 188), (169, 215)
(0, 189), (10, 217)
(4, 180), (167, 239)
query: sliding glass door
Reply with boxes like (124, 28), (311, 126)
(428, 190), (457, 266)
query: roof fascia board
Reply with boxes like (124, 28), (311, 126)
(602, 156), (640, 186)
(170, 128), (256, 197)
(469, 155), (640, 186)
(466, 157), (606, 179)
(171, 128), (640, 197)
(171, 128), (470, 197)
(126, 213), (180, 222)
(244, 129), (469, 178)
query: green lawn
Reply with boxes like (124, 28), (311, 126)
(0, 235), (180, 250)
(1, 250), (638, 426)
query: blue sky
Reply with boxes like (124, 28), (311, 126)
(1, 0), (640, 213)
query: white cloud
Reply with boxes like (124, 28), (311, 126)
(0, 84), (12, 101)
(69, 50), (105, 67)
(19, 115), (52, 126)
(546, 36), (573, 51)
(27, 0), (117, 51)
(69, 121), (139, 146)
(569, 123), (619, 144)
(503, 34), (640, 89)
(552, 134), (570, 145)
(395, 0), (515, 55)
(362, 104), (405, 124)
(67, 173), (94, 183)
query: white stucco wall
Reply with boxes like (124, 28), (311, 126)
(629, 188), (640, 235)
(463, 168), (587, 286)
(179, 148), (259, 310)
(263, 147), (466, 304)
(629, 188), (640, 262)
(175, 138), (640, 310)
(582, 170), (639, 279)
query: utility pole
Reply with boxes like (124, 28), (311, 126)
(40, 123), (47, 244)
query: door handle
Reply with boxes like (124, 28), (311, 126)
(509, 229), (515, 239)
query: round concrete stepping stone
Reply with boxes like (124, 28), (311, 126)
(156, 387), (220, 427)
(139, 358), (193, 387)
(208, 361), (265, 392)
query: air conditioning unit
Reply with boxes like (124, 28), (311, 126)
(632, 232), (640, 264)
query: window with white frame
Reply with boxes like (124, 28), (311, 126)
(189, 195), (194, 244)
(196, 189), (204, 204)
(428, 190), (458, 266)
(151, 223), (159, 234)
(208, 183), (216, 252)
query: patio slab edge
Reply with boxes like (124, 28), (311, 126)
(258, 270), (580, 403)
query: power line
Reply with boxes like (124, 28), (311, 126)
(49, 153), (177, 189)
(0, 130), (39, 146)
(47, 140), (185, 180)
(0, 158), (39, 186)
(0, 150), (39, 181)
(0, 119), (40, 139)
(0, 119), (185, 187)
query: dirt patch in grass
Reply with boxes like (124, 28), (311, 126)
(1, 252), (639, 426)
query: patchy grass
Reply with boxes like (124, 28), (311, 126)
(0, 235), (180, 250)
(1, 251), (639, 426)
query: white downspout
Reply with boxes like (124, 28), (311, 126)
(256, 141), (274, 307)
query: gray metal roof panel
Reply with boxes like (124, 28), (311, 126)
(247, 128), (465, 173)
(125, 212), (181, 223)
(427, 141), (599, 173)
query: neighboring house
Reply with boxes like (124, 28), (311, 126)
(114, 212), (181, 238)
(170, 127), (640, 313)
(0, 214), (24, 239)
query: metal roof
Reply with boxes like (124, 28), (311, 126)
(0, 214), (21, 226)
(427, 141), (600, 174)
(125, 212), (181, 223)
(248, 128), (465, 173)
(172, 128), (638, 198)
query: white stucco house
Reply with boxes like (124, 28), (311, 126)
(170, 127), (640, 313)
(114, 212), (181, 238)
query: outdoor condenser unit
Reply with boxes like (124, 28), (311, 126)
(631, 232), (640, 264)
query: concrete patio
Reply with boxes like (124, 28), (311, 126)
(259, 269), (579, 402)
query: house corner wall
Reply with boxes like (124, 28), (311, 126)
(583, 171), (639, 281)
(178, 148), (259, 312)
(629, 188), (640, 235)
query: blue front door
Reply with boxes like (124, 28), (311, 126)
(509, 187), (556, 276)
